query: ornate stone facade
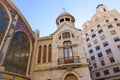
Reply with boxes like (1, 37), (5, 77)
(32, 12), (91, 80)
(0, 1), (120, 80)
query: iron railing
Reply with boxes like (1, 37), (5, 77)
(58, 56), (80, 65)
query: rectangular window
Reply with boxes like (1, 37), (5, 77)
(95, 72), (100, 77)
(103, 41), (109, 47)
(98, 29), (103, 34)
(86, 38), (90, 42)
(100, 60), (105, 66)
(95, 45), (100, 50)
(104, 70), (110, 75)
(65, 18), (70, 21)
(85, 33), (88, 36)
(93, 39), (98, 44)
(87, 59), (91, 65)
(63, 32), (70, 39)
(97, 25), (100, 28)
(106, 49), (112, 54)
(87, 43), (92, 48)
(60, 18), (64, 22)
(91, 29), (94, 32)
(98, 52), (103, 57)
(114, 18), (118, 21)
(92, 34), (96, 38)
(93, 63), (97, 68)
(117, 23), (120, 26)
(110, 30), (117, 35)
(114, 37), (120, 42)
(100, 35), (106, 40)
(91, 56), (95, 61)
(113, 67), (120, 73)
(108, 25), (113, 28)
(117, 45), (120, 50)
(106, 19), (109, 23)
(89, 49), (93, 54)
(109, 57), (115, 63)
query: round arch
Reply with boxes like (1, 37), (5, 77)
(64, 74), (78, 80)
(14, 30), (33, 60)
(57, 30), (77, 40)
(62, 71), (79, 80)
(0, 1), (12, 50)
(3, 31), (32, 75)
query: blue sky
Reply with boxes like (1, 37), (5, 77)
(12, 0), (120, 37)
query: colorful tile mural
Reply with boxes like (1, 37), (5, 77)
(16, 18), (34, 41)
(1, 0), (34, 41)
(1, 0), (16, 17)
(0, 73), (29, 80)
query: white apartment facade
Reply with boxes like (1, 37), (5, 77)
(82, 4), (120, 80)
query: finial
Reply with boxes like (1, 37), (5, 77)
(63, 8), (67, 12)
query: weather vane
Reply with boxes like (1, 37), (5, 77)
(63, 8), (67, 12)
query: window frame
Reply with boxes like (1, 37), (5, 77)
(113, 67), (120, 73)
(104, 70), (110, 75)
(98, 29), (103, 34)
(98, 52), (103, 58)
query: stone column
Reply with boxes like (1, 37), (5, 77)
(30, 34), (38, 79)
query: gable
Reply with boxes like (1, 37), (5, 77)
(53, 23), (80, 37)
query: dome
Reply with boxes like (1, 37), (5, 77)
(56, 12), (75, 25)
(96, 4), (108, 13)
(96, 4), (104, 8)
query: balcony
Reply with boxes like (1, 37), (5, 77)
(58, 56), (81, 69)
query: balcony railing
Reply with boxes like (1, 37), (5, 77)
(58, 56), (80, 65)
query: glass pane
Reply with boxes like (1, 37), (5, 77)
(64, 48), (69, 58)
(68, 48), (72, 57)
(0, 5), (9, 45)
(4, 32), (29, 75)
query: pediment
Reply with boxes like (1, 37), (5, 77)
(53, 23), (80, 36)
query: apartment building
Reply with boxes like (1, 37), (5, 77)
(82, 4), (120, 80)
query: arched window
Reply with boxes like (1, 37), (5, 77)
(65, 18), (70, 21)
(48, 44), (52, 62)
(43, 45), (47, 63)
(63, 41), (72, 58)
(65, 74), (78, 80)
(72, 33), (75, 38)
(38, 46), (42, 63)
(60, 18), (64, 23)
(62, 32), (70, 39)
(59, 35), (61, 40)
(103, 8), (106, 12)
(4, 32), (29, 75)
(0, 5), (9, 45)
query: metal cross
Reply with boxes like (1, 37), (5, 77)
(63, 8), (67, 12)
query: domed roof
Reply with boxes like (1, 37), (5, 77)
(56, 12), (75, 25)
(57, 12), (74, 18)
(96, 4), (104, 8)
